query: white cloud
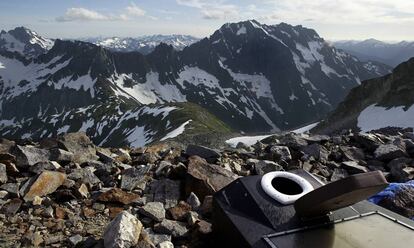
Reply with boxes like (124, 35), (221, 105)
(255, 0), (414, 24)
(56, 8), (110, 22)
(56, 3), (150, 22)
(126, 3), (146, 17)
(176, 0), (239, 20)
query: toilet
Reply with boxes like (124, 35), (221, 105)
(261, 171), (314, 204)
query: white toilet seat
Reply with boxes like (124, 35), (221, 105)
(261, 171), (314, 205)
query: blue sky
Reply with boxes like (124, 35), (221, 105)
(0, 0), (413, 41)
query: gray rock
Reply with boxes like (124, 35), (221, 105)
(0, 163), (7, 183)
(300, 144), (329, 161)
(353, 133), (383, 151)
(0, 183), (19, 197)
(341, 161), (368, 174)
(49, 148), (74, 163)
(331, 168), (349, 181)
(254, 160), (283, 175)
(12, 145), (50, 168)
(144, 228), (171, 246)
(29, 161), (61, 174)
(278, 133), (308, 149)
(186, 156), (237, 200)
(340, 146), (365, 161)
(186, 192), (201, 210)
(390, 162), (414, 182)
(374, 144), (407, 161)
(157, 241), (174, 248)
(186, 144), (220, 161)
(154, 219), (188, 238)
(139, 202), (165, 222)
(121, 165), (151, 191)
(269, 146), (292, 161)
(68, 167), (101, 186)
(1, 198), (22, 215)
(57, 132), (98, 164)
(103, 211), (143, 248)
(155, 161), (172, 177)
(148, 179), (181, 209)
(68, 234), (83, 246)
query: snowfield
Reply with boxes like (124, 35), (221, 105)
(225, 122), (319, 147)
(357, 104), (414, 132)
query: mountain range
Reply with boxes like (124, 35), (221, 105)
(0, 21), (392, 147)
(81, 35), (199, 54)
(334, 39), (414, 67)
(313, 57), (414, 134)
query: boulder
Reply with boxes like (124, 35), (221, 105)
(352, 133), (383, 151)
(68, 167), (101, 186)
(139, 202), (166, 222)
(330, 168), (349, 181)
(24, 171), (66, 201)
(186, 156), (237, 200)
(103, 211), (143, 248)
(12, 145), (50, 168)
(186, 145), (220, 162)
(29, 161), (61, 174)
(377, 184), (414, 219)
(0, 163), (7, 183)
(186, 192), (201, 210)
(341, 161), (368, 174)
(97, 188), (139, 205)
(154, 219), (188, 238)
(57, 132), (98, 164)
(144, 228), (171, 246)
(121, 165), (151, 191)
(269, 146), (292, 161)
(1, 198), (22, 215)
(340, 146), (365, 161)
(254, 160), (283, 175)
(147, 179), (181, 209)
(374, 144), (407, 161)
(300, 144), (329, 161)
(49, 148), (74, 163)
(278, 133), (308, 149)
(168, 201), (192, 221)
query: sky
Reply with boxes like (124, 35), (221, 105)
(0, 0), (413, 41)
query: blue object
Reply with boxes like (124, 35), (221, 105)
(368, 180), (414, 205)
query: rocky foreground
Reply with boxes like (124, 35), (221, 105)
(0, 130), (414, 247)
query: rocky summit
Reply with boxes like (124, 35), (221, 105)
(0, 129), (413, 247)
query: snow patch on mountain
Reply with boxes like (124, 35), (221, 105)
(357, 104), (414, 132)
(161, 119), (192, 141)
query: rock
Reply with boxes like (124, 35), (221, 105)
(154, 219), (188, 238)
(374, 144), (407, 161)
(12, 145), (50, 168)
(157, 241), (174, 248)
(341, 161), (368, 174)
(186, 145), (220, 162)
(254, 160), (283, 175)
(278, 133), (308, 149)
(139, 202), (165, 222)
(303, 134), (330, 143)
(57, 132), (98, 164)
(103, 211), (143, 248)
(135, 153), (159, 165)
(0, 163), (7, 183)
(77, 183), (89, 198)
(29, 161), (61, 174)
(144, 228), (171, 246)
(148, 179), (181, 209)
(0, 138), (15, 153)
(300, 144), (329, 161)
(68, 167), (101, 186)
(1, 198), (22, 215)
(137, 229), (156, 248)
(32, 196), (43, 205)
(186, 211), (200, 225)
(200, 195), (213, 215)
(0, 182), (19, 197)
(186, 156), (237, 200)
(168, 201), (192, 221)
(353, 133), (383, 151)
(97, 188), (139, 205)
(113, 148), (132, 163)
(121, 165), (151, 191)
(155, 161), (172, 177)
(390, 163), (414, 182)
(269, 146), (292, 161)
(49, 148), (74, 163)
(331, 168), (349, 181)
(69, 234), (84, 246)
(196, 220), (212, 235)
(186, 192), (201, 210)
(24, 171), (66, 201)
(340, 146), (365, 161)
(378, 185), (414, 219)
(0, 190), (8, 199)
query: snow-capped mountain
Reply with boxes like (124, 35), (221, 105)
(82, 35), (199, 54)
(0, 27), (54, 58)
(313, 57), (414, 134)
(0, 21), (392, 146)
(334, 39), (414, 67)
